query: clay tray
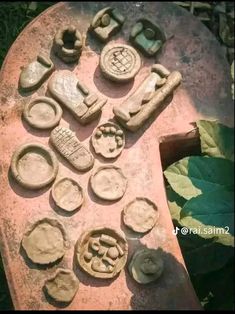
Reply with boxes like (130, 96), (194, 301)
(0, 2), (233, 310)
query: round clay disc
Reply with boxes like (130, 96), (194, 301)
(52, 177), (84, 212)
(100, 43), (141, 82)
(123, 197), (159, 233)
(91, 122), (125, 159)
(10, 142), (59, 189)
(90, 165), (127, 201)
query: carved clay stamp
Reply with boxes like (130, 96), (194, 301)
(19, 55), (54, 92)
(75, 227), (128, 278)
(130, 19), (166, 57)
(113, 64), (182, 131)
(44, 268), (79, 303)
(128, 248), (164, 284)
(91, 122), (125, 159)
(90, 7), (125, 42)
(50, 126), (94, 172)
(100, 43), (141, 82)
(23, 97), (62, 130)
(52, 177), (84, 212)
(48, 71), (107, 124)
(123, 197), (159, 233)
(10, 142), (58, 190)
(22, 218), (69, 265)
(53, 25), (83, 63)
(90, 165), (127, 201)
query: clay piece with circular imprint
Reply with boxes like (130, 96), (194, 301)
(123, 197), (159, 233)
(100, 43), (141, 82)
(50, 126), (94, 172)
(75, 227), (128, 279)
(19, 54), (54, 92)
(52, 177), (84, 212)
(91, 122), (125, 159)
(44, 268), (79, 303)
(128, 248), (164, 284)
(53, 25), (83, 63)
(90, 165), (127, 201)
(10, 142), (59, 190)
(22, 218), (69, 265)
(23, 97), (62, 130)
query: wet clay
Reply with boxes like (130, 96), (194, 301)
(123, 197), (159, 233)
(50, 126), (94, 172)
(23, 97), (62, 130)
(91, 122), (125, 159)
(10, 142), (59, 190)
(100, 43), (141, 82)
(19, 54), (54, 92)
(90, 165), (127, 201)
(48, 71), (107, 124)
(75, 227), (128, 278)
(52, 177), (84, 212)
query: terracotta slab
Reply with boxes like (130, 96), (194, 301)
(0, 2), (233, 310)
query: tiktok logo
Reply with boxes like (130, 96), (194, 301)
(172, 227), (179, 235)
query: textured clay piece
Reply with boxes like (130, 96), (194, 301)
(100, 43), (141, 82)
(19, 55), (54, 92)
(44, 268), (79, 303)
(90, 7), (125, 42)
(113, 64), (182, 131)
(123, 197), (159, 233)
(22, 218), (69, 265)
(50, 126), (94, 172)
(53, 25), (83, 63)
(10, 142), (58, 190)
(90, 165), (127, 201)
(52, 177), (84, 212)
(130, 19), (166, 57)
(128, 248), (164, 284)
(23, 97), (62, 130)
(48, 71), (107, 124)
(75, 227), (128, 279)
(91, 122), (125, 159)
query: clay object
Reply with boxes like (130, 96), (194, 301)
(90, 7), (125, 42)
(100, 43), (141, 82)
(50, 126), (94, 172)
(19, 55), (54, 92)
(52, 177), (84, 212)
(91, 122), (125, 159)
(44, 268), (79, 303)
(123, 197), (159, 233)
(53, 25), (83, 63)
(130, 19), (166, 57)
(22, 218), (69, 265)
(128, 248), (164, 284)
(90, 165), (127, 201)
(113, 64), (182, 131)
(10, 142), (58, 190)
(23, 97), (62, 130)
(75, 227), (128, 279)
(48, 71), (107, 124)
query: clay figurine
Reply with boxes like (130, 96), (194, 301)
(48, 71), (107, 124)
(113, 64), (182, 131)
(10, 142), (59, 190)
(19, 54), (54, 92)
(100, 43), (141, 82)
(91, 122), (125, 159)
(75, 227), (128, 279)
(90, 7), (125, 42)
(50, 126), (94, 172)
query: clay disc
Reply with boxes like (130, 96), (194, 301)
(10, 142), (59, 189)
(90, 165), (127, 201)
(52, 177), (84, 212)
(123, 197), (159, 233)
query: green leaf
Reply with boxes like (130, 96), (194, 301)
(166, 186), (186, 224)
